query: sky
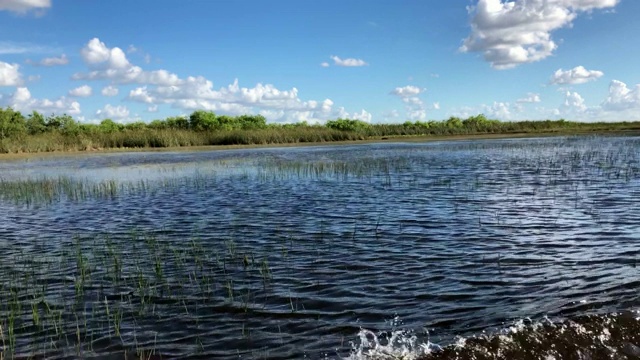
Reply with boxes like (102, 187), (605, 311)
(1, 0), (639, 124)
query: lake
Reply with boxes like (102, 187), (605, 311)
(0, 135), (639, 359)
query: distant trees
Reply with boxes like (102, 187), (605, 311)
(189, 110), (217, 131)
(2, 106), (636, 149)
(0, 108), (26, 139)
(325, 119), (371, 132)
(98, 119), (122, 133)
(26, 111), (46, 135)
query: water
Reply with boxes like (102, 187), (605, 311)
(0, 135), (639, 359)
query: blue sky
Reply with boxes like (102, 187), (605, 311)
(1, 0), (639, 123)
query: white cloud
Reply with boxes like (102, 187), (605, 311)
(1, 86), (81, 114)
(131, 78), (311, 111)
(350, 109), (373, 122)
(320, 62), (330, 68)
(461, 0), (620, 69)
(330, 55), (368, 67)
(27, 54), (68, 67)
(128, 86), (155, 103)
(73, 38), (367, 123)
(483, 101), (512, 119)
(433, 102), (441, 110)
(147, 105), (158, 113)
(150, 78), (368, 122)
(561, 91), (587, 113)
(73, 67), (181, 86)
(127, 45), (138, 54)
(407, 109), (426, 121)
(80, 38), (129, 69)
(0, 61), (22, 86)
(0, 0), (50, 13)
(601, 80), (640, 111)
(517, 93), (541, 103)
(96, 104), (130, 120)
(550, 66), (604, 85)
(390, 85), (426, 120)
(450, 106), (476, 119)
(69, 85), (92, 97)
(390, 85), (422, 97)
(101, 85), (118, 97)
(75, 38), (181, 86)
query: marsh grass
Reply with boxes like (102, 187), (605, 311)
(2, 117), (640, 155)
(0, 127), (363, 154)
(0, 227), (286, 359)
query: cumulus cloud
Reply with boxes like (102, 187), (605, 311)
(550, 66), (604, 85)
(0, 86), (81, 114)
(461, 0), (620, 69)
(101, 85), (118, 97)
(320, 62), (330, 68)
(433, 102), (441, 110)
(517, 93), (541, 103)
(390, 85), (421, 97)
(483, 101), (512, 119)
(390, 85), (427, 120)
(601, 80), (640, 111)
(150, 77), (369, 122)
(330, 55), (368, 67)
(560, 91), (587, 114)
(124, 77), (365, 122)
(69, 85), (92, 97)
(73, 38), (369, 123)
(26, 54), (69, 67)
(128, 86), (155, 104)
(96, 104), (130, 120)
(0, 0), (50, 13)
(348, 109), (373, 122)
(0, 61), (22, 86)
(73, 67), (181, 86)
(81, 38), (130, 69)
(73, 38), (180, 86)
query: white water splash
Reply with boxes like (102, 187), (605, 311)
(343, 328), (440, 360)
(342, 311), (640, 360)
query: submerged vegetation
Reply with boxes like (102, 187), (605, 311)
(1, 107), (640, 154)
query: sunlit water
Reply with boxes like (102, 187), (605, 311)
(0, 135), (639, 359)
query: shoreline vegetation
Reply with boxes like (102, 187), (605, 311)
(2, 107), (640, 156)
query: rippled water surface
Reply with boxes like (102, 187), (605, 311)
(1, 135), (639, 359)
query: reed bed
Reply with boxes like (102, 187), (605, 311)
(0, 231), (280, 359)
(2, 107), (640, 154)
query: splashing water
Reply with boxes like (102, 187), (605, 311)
(345, 328), (438, 360)
(345, 317), (442, 360)
(344, 311), (640, 360)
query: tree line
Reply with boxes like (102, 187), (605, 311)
(1, 107), (639, 153)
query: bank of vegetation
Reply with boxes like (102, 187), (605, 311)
(1, 107), (639, 154)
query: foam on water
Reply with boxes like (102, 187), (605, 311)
(343, 328), (439, 360)
(344, 311), (640, 360)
